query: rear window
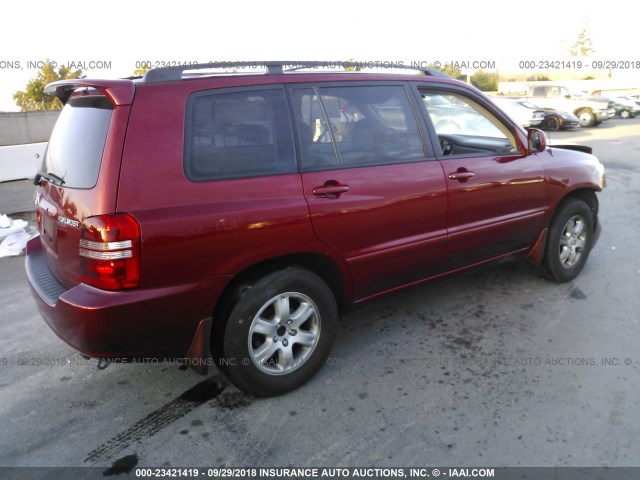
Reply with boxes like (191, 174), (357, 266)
(42, 95), (113, 189)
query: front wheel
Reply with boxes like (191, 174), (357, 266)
(620, 109), (631, 119)
(214, 268), (338, 396)
(577, 109), (595, 127)
(542, 198), (594, 283)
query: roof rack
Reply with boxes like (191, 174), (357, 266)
(142, 61), (450, 83)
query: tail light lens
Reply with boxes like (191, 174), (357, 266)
(79, 213), (141, 290)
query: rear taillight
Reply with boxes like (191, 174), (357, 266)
(79, 213), (141, 290)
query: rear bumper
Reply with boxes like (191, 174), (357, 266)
(25, 238), (229, 359)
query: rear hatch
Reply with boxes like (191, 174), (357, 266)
(35, 80), (134, 289)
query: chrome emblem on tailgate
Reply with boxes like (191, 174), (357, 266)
(57, 216), (80, 228)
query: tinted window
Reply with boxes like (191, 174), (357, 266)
(292, 85), (425, 170)
(43, 96), (112, 189)
(290, 88), (340, 169)
(185, 88), (295, 181)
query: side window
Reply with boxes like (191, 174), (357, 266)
(292, 85), (425, 170)
(185, 88), (295, 181)
(290, 88), (340, 169)
(421, 91), (520, 157)
(531, 86), (545, 97)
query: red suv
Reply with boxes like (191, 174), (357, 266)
(26, 62), (605, 396)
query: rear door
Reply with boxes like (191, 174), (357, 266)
(290, 83), (448, 300)
(418, 88), (548, 269)
(35, 89), (128, 288)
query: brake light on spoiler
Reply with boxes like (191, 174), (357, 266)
(79, 213), (141, 290)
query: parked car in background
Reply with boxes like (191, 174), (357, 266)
(489, 97), (545, 128)
(626, 93), (640, 106)
(526, 84), (614, 127)
(608, 96), (640, 119)
(540, 109), (580, 132)
(589, 91), (640, 119)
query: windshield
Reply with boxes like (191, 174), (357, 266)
(42, 95), (113, 189)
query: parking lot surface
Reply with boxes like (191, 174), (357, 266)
(1, 119), (639, 473)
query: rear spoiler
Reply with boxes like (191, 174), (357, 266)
(44, 79), (135, 106)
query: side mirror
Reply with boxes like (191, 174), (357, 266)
(527, 128), (547, 153)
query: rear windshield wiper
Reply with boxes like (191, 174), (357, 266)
(34, 171), (66, 186)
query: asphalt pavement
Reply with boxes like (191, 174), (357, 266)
(0, 118), (639, 476)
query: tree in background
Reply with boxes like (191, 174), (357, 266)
(13, 61), (83, 111)
(471, 70), (498, 92)
(438, 64), (465, 81)
(132, 64), (150, 77)
(569, 28), (595, 57)
(526, 74), (551, 81)
(343, 58), (361, 72)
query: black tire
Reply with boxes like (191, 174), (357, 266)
(214, 268), (338, 396)
(620, 109), (631, 119)
(542, 198), (594, 283)
(542, 115), (561, 132)
(577, 109), (595, 127)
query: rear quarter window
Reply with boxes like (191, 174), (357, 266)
(43, 96), (113, 189)
(184, 87), (295, 181)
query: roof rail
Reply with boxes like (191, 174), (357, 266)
(142, 61), (450, 83)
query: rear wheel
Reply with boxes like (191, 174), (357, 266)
(542, 115), (561, 132)
(214, 268), (338, 396)
(620, 109), (631, 119)
(542, 198), (594, 283)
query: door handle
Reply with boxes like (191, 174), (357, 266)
(448, 169), (475, 182)
(312, 181), (350, 198)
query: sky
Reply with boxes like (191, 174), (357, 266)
(1, 0), (638, 111)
